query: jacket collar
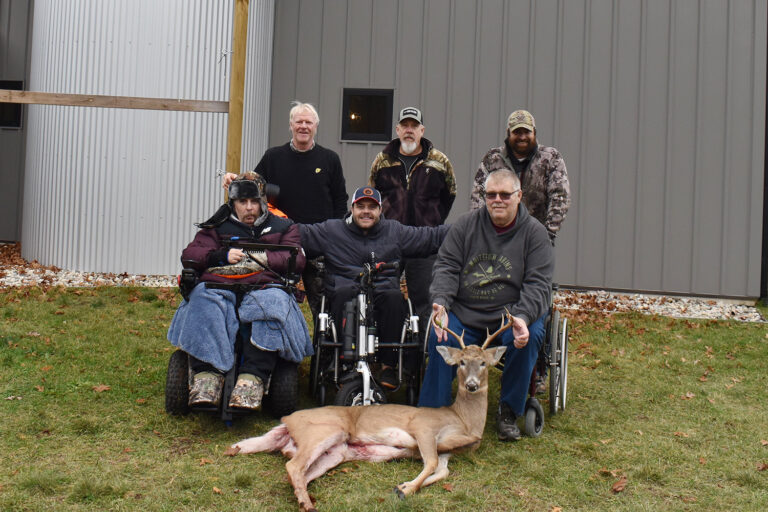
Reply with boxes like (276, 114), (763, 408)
(383, 137), (434, 160)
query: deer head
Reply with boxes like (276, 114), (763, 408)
(432, 313), (511, 393)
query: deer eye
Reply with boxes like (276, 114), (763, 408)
(459, 360), (466, 367)
(480, 361), (486, 367)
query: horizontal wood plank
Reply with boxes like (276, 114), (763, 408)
(0, 90), (229, 113)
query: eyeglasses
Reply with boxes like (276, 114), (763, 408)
(485, 190), (520, 201)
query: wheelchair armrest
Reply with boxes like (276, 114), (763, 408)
(179, 268), (199, 301)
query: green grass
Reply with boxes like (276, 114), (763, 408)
(0, 286), (766, 511)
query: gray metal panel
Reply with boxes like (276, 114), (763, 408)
(21, 0), (238, 275)
(0, 0), (30, 241)
(269, 0), (766, 297)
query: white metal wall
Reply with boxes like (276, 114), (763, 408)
(22, 0), (274, 275)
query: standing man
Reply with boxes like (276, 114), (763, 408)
(224, 101), (348, 317)
(368, 107), (456, 337)
(470, 109), (570, 243)
(419, 169), (553, 441)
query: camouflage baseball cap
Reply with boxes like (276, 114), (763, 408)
(507, 110), (536, 132)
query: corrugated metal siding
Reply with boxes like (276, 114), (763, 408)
(240, 0), (274, 172)
(22, 1), (274, 275)
(0, 0), (29, 241)
(270, 0), (766, 297)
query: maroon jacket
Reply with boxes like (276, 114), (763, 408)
(181, 211), (305, 286)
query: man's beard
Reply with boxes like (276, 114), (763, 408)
(400, 140), (419, 155)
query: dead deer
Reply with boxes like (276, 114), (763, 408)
(225, 313), (512, 512)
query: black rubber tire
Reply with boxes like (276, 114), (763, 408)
(559, 319), (569, 412)
(334, 377), (386, 406)
(548, 310), (562, 415)
(165, 350), (190, 415)
(406, 384), (418, 406)
(523, 397), (544, 437)
(264, 359), (299, 419)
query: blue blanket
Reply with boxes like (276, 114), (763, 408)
(167, 284), (239, 372)
(167, 284), (313, 371)
(239, 288), (313, 363)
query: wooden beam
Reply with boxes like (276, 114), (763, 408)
(225, 0), (249, 175)
(0, 89), (229, 113)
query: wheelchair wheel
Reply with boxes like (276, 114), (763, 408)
(559, 318), (569, 411)
(264, 359), (299, 419)
(523, 397), (544, 437)
(548, 310), (562, 415)
(334, 377), (386, 406)
(165, 350), (190, 415)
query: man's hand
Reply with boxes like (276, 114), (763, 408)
(431, 303), (449, 343)
(222, 172), (238, 190)
(227, 248), (246, 264)
(511, 316), (530, 349)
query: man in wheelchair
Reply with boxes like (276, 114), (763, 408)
(167, 172), (310, 411)
(418, 169), (554, 441)
(300, 186), (448, 390)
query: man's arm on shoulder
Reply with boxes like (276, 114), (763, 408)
(298, 221), (329, 259)
(398, 223), (450, 258)
(469, 159), (489, 210)
(545, 149), (571, 239)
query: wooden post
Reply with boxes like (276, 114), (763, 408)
(225, 0), (249, 176)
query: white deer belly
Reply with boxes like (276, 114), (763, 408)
(356, 427), (417, 448)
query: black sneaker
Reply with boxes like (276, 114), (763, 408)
(497, 403), (521, 441)
(379, 367), (398, 390)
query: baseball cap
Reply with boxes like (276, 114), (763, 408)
(507, 110), (536, 132)
(398, 107), (423, 125)
(351, 186), (382, 206)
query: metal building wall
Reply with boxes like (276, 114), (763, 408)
(0, 0), (29, 241)
(22, 0), (274, 275)
(270, 0), (766, 297)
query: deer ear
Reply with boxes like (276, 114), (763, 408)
(485, 346), (507, 366)
(436, 345), (462, 366)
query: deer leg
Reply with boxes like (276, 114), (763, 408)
(395, 435), (439, 498)
(233, 424), (290, 454)
(421, 453), (452, 488)
(305, 443), (349, 483)
(285, 428), (346, 512)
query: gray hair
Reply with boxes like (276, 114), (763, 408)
(289, 101), (319, 125)
(483, 168), (520, 191)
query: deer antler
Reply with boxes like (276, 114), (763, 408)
(431, 313), (466, 349)
(481, 310), (514, 349)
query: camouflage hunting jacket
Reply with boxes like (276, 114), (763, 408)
(368, 137), (456, 227)
(470, 143), (570, 240)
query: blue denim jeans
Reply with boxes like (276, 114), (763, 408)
(417, 311), (546, 416)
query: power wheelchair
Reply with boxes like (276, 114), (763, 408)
(308, 260), (423, 407)
(164, 241), (303, 420)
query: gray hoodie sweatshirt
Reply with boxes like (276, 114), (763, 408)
(430, 204), (553, 329)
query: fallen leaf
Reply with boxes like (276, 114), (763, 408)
(136, 398), (147, 404)
(699, 457), (706, 465)
(681, 392), (695, 400)
(699, 375), (708, 382)
(442, 483), (453, 492)
(199, 458), (213, 466)
(674, 431), (689, 438)
(611, 475), (628, 493)
(599, 439), (613, 444)
(41, 365), (53, 371)
(761, 440), (768, 446)
(224, 446), (241, 457)
(123, 447), (133, 453)
(212, 487), (222, 494)
(682, 496), (697, 503)
(92, 384), (111, 393)
(34, 385), (44, 392)
(550, 507), (563, 512)
(757, 463), (768, 471)
(54, 310), (65, 315)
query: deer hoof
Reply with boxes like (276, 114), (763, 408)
(394, 486), (407, 500)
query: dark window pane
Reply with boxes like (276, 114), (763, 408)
(0, 81), (23, 128)
(341, 88), (393, 142)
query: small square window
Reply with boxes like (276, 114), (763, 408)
(0, 80), (23, 129)
(341, 88), (393, 142)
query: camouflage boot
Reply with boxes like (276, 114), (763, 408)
(188, 371), (224, 407)
(228, 373), (264, 410)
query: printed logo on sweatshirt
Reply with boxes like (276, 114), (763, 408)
(315, 168), (322, 174)
(463, 253), (513, 299)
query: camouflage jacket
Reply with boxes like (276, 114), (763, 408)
(470, 143), (570, 239)
(368, 137), (456, 227)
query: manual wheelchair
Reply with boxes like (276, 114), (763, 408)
(164, 242), (303, 421)
(308, 260), (424, 407)
(488, 284), (569, 438)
